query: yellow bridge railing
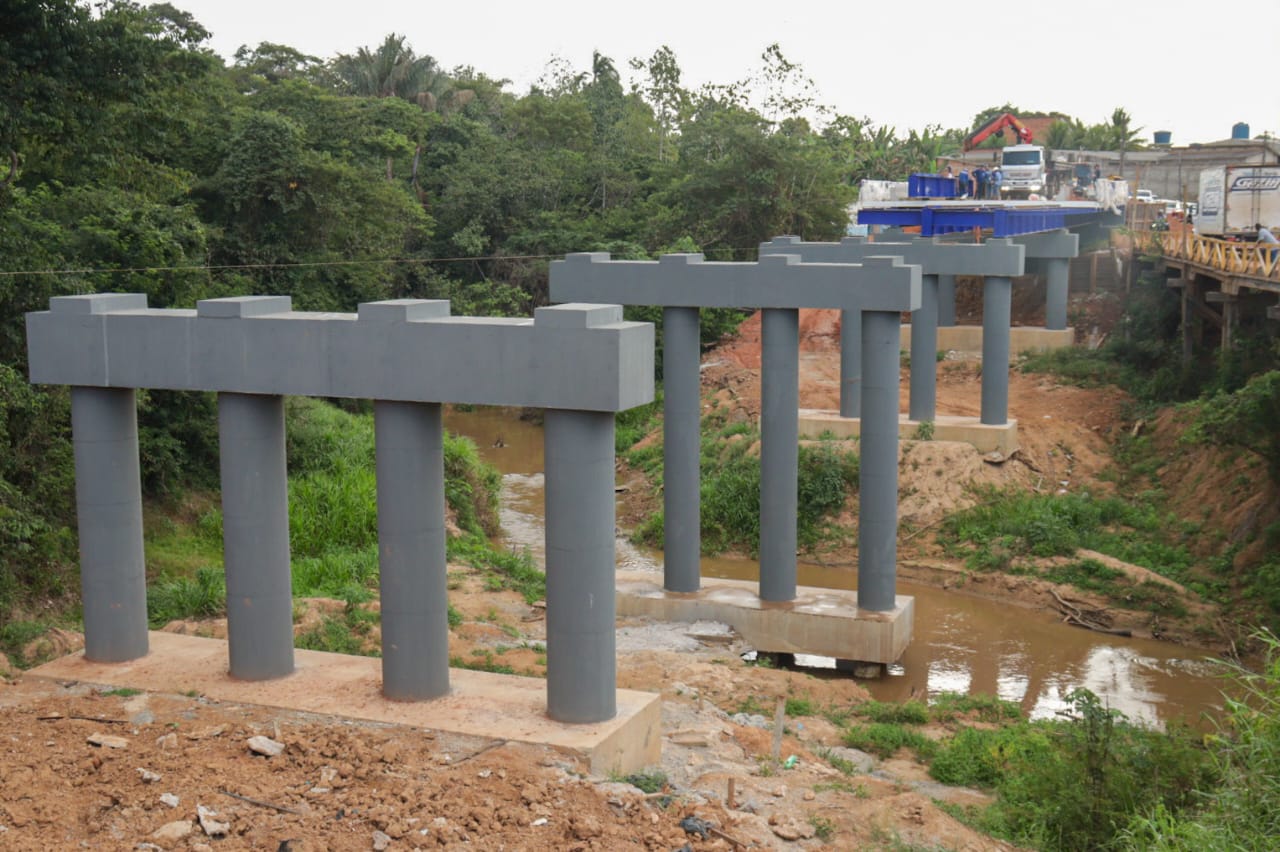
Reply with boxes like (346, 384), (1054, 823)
(1159, 230), (1280, 284)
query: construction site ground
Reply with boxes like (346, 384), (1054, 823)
(1, 281), (1273, 850)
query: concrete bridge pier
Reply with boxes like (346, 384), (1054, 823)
(1044, 257), (1071, 331)
(980, 276), (1012, 426)
(545, 409), (618, 723)
(374, 399), (450, 700)
(760, 308), (800, 603)
(937, 274), (957, 327)
(71, 385), (149, 662)
(908, 274), (939, 422)
(217, 391), (295, 681)
(661, 306), (702, 593)
(859, 310), (901, 611)
(839, 308), (861, 418)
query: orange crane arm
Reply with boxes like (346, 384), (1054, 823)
(963, 113), (1033, 151)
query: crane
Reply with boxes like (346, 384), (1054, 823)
(963, 113), (1033, 151)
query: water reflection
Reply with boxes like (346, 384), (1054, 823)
(445, 406), (1228, 728)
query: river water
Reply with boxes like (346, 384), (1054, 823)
(445, 407), (1228, 728)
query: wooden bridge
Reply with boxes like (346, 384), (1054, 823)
(1153, 228), (1280, 356)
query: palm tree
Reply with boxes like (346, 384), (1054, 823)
(331, 34), (442, 100)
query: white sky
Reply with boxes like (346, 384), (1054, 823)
(174, 0), (1277, 146)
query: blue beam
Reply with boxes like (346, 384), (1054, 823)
(858, 204), (1099, 238)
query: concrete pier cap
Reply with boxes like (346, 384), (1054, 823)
(26, 291), (661, 767)
(551, 251), (921, 668)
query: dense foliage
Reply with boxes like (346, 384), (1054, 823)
(0, 2), (960, 623)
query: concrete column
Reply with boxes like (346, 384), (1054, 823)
(908, 273), (938, 422)
(937, 274), (957, 327)
(70, 387), (148, 662)
(759, 308), (799, 602)
(662, 306), (701, 593)
(980, 276), (1012, 426)
(544, 409), (617, 724)
(859, 310), (900, 612)
(375, 400), (449, 700)
(839, 308), (860, 418)
(1045, 257), (1070, 331)
(218, 392), (294, 681)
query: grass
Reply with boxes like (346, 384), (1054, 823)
(929, 692), (1022, 723)
(842, 722), (936, 759)
(101, 687), (142, 697)
(859, 699), (929, 725)
(937, 488), (1199, 599)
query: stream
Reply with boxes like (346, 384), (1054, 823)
(445, 407), (1228, 728)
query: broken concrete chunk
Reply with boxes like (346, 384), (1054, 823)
(87, 732), (129, 749)
(372, 829), (392, 850)
(247, 735), (285, 757)
(196, 805), (229, 838)
(150, 820), (193, 843)
(159, 793), (179, 808)
(137, 767), (161, 783)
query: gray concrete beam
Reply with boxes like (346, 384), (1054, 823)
(761, 235), (1024, 277)
(1011, 229), (1080, 259)
(27, 297), (654, 413)
(938, 275), (957, 327)
(550, 252), (921, 313)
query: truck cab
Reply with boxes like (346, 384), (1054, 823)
(999, 145), (1047, 199)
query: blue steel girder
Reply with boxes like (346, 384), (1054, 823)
(859, 204), (1097, 238)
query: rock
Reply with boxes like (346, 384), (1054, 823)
(247, 735), (285, 757)
(20, 627), (84, 665)
(821, 746), (875, 774)
(87, 732), (129, 749)
(803, 789), (816, 801)
(159, 793), (179, 808)
(378, 741), (400, 763)
(137, 768), (161, 783)
(769, 813), (816, 841)
(372, 829), (391, 850)
(196, 805), (229, 838)
(771, 785), (788, 797)
(571, 815), (603, 840)
(151, 820), (193, 843)
(155, 733), (178, 750)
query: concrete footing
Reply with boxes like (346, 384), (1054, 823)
(799, 409), (1019, 456)
(902, 325), (1074, 359)
(28, 632), (661, 776)
(616, 573), (913, 665)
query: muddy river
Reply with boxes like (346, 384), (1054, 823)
(445, 407), (1228, 728)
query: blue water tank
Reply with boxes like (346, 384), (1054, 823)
(1232, 122), (1250, 140)
(1153, 130), (1171, 145)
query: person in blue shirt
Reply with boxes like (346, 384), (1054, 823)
(974, 166), (988, 201)
(957, 168), (970, 198)
(990, 167), (1003, 199)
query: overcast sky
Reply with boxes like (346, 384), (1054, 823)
(173, 0), (1276, 146)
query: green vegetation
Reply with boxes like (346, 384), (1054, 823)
(635, 419), (858, 555)
(842, 722), (936, 759)
(937, 488), (1203, 610)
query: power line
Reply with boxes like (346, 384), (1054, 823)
(0, 246), (763, 279)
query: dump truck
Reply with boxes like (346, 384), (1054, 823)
(1195, 165), (1280, 238)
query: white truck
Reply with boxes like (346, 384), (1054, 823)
(1195, 165), (1280, 238)
(998, 144), (1049, 199)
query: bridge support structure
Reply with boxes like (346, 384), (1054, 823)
(27, 293), (659, 772)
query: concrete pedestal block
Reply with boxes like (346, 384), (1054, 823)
(902, 324), (1075, 359)
(616, 572), (913, 665)
(29, 632), (662, 776)
(799, 410), (1020, 456)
